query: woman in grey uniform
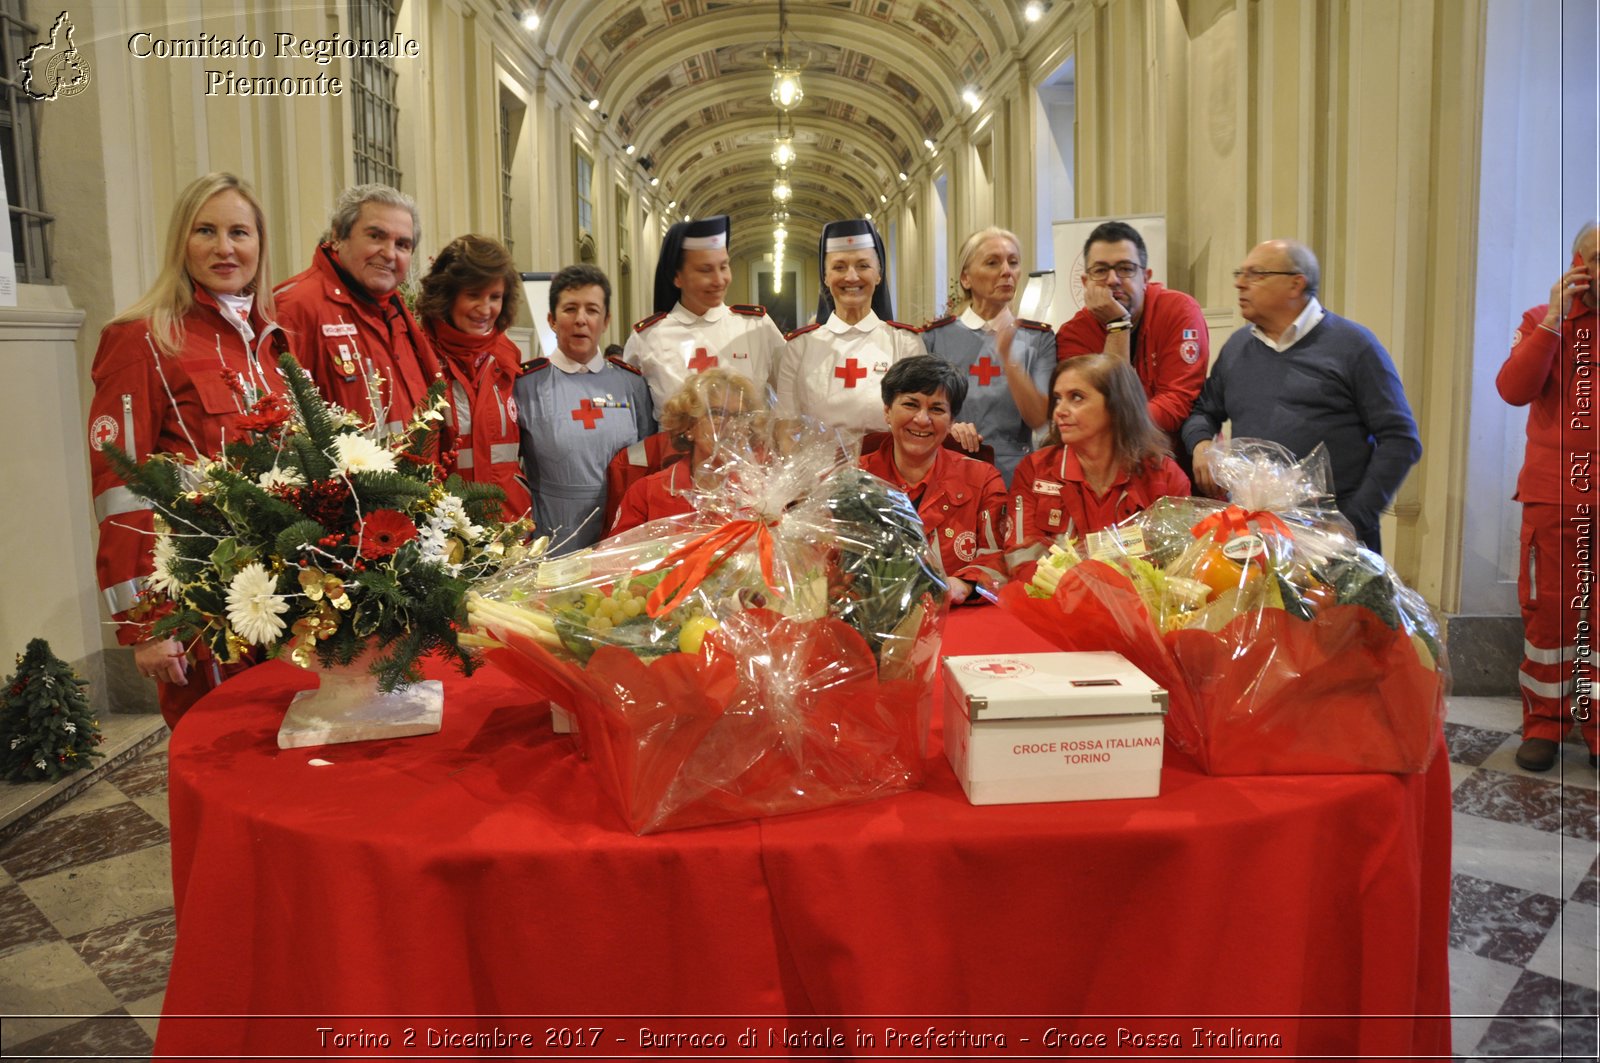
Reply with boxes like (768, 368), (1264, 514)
(920, 227), (1054, 485)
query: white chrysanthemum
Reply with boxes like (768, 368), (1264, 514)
(257, 466), (305, 491)
(414, 522), (456, 572)
(148, 534), (184, 597)
(430, 494), (483, 542)
(332, 433), (397, 475)
(225, 562), (290, 646)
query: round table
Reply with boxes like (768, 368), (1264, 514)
(155, 609), (1451, 1059)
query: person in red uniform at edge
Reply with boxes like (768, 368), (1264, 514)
(1500, 221), (1600, 772)
(87, 172), (291, 728)
(415, 234), (531, 520)
(860, 357), (1008, 605)
(610, 369), (765, 535)
(1055, 220), (1208, 475)
(274, 184), (441, 437)
(1005, 353), (1191, 580)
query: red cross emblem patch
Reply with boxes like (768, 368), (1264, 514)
(90, 415), (118, 449)
(961, 658), (1035, 678)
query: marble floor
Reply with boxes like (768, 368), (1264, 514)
(0, 697), (1597, 1059)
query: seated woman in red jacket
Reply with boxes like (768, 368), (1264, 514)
(416, 234), (531, 520)
(610, 368), (765, 535)
(860, 356), (1007, 604)
(1005, 353), (1190, 578)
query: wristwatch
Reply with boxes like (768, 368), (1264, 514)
(1105, 317), (1133, 334)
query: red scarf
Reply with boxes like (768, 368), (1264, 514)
(427, 317), (521, 380)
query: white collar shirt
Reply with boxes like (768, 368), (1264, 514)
(1252, 296), (1325, 353)
(959, 306), (994, 332)
(671, 301), (727, 326)
(549, 347), (606, 374)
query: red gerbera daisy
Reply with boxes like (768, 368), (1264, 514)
(355, 509), (419, 559)
(236, 393), (293, 435)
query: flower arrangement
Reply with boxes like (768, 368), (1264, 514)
(466, 421), (949, 833)
(101, 352), (538, 692)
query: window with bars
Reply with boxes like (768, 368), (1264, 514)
(574, 150), (593, 236)
(0, 0), (53, 283)
(350, 0), (401, 188)
(499, 92), (523, 257)
(615, 184), (631, 327)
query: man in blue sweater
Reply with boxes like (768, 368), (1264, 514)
(1181, 240), (1421, 551)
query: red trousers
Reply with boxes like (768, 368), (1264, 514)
(1518, 503), (1599, 750)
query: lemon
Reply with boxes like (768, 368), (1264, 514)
(678, 615), (720, 654)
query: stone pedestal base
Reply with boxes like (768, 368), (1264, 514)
(277, 669), (443, 749)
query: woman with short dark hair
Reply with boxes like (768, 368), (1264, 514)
(515, 263), (654, 552)
(859, 356), (1007, 604)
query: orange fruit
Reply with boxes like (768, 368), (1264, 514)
(1299, 580), (1338, 613)
(1191, 547), (1262, 600)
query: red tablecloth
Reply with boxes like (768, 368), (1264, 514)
(156, 609), (1451, 1060)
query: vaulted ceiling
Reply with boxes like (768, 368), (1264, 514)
(532, 0), (1058, 258)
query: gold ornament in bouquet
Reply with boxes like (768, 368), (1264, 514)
(99, 352), (541, 746)
(467, 419), (950, 833)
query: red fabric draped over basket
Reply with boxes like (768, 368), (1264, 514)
(484, 603), (940, 833)
(999, 564), (1446, 775)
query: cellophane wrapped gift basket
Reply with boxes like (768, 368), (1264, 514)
(1001, 440), (1448, 775)
(467, 418), (949, 832)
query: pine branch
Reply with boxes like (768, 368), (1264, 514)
(210, 468), (306, 529)
(277, 352), (340, 476)
(288, 434), (334, 483)
(350, 471), (432, 507)
(442, 474), (508, 525)
(275, 519), (328, 559)
(100, 445), (183, 507)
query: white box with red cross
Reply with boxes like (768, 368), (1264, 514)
(942, 652), (1167, 805)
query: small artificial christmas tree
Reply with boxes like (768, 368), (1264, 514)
(0, 638), (105, 783)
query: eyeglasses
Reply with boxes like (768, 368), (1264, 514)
(1085, 261), (1142, 281)
(1231, 268), (1301, 283)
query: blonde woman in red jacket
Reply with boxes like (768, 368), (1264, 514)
(87, 172), (291, 727)
(416, 235), (532, 520)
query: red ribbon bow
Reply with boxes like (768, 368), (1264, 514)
(644, 518), (780, 618)
(1190, 503), (1293, 543)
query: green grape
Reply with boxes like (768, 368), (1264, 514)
(588, 614), (614, 633)
(621, 597), (645, 619)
